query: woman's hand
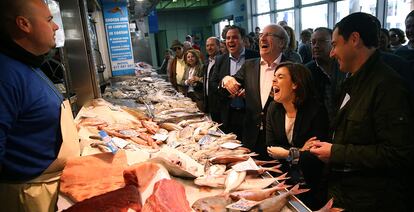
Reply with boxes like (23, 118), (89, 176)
(192, 76), (200, 82)
(301, 136), (318, 151)
(267, 146), (289, 159)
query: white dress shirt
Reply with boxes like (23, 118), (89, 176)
(206, 57), (215, 96)
(259, 54), (282, 108)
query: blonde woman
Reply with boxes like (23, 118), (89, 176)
(181, 49), (204, 110)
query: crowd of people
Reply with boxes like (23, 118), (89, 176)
(165, 11), (414, 211)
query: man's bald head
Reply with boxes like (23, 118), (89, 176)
(0, 0), (44, 37)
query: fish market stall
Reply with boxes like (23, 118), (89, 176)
(56, 72), (316, 211)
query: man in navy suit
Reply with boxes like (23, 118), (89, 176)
(210, 25), (259, 139)
(219, 24), (289, 159)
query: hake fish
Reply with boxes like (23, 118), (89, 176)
(191, 195), (232, 212)
(256, 184), (310, 212)
(224, 169), (246, 193)
(209, 153), (258, 164)
(229, 181), (290, 201)
(194, 175), (226, 188)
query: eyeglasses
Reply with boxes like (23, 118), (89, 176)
(310, 39), (331, 45)
(172, 47), (182, 51)
(259, 32), (282, 39)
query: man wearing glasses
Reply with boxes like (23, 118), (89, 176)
(167, 40), (186, 94)
(305, 27), (346, 124)
(218, 24), (288, 159)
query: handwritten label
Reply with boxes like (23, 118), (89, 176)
(226, 198), (261, 211)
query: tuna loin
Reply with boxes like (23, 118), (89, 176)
(142, 179), (191, 212)
(62, 185), (141, 212)
(60, 151), (128, 202)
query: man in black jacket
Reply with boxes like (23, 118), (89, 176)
(219, 24), (288, 159)
(203, 36), (221, 122)
(310, 13), (414, 211)
(305, 27), (346, 124)
(210, 25), (259, 139)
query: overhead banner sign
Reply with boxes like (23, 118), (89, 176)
(148, 9), (159, 33)
(103, 1), (135, 76)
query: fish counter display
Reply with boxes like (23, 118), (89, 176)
(56, 73), (338, 211)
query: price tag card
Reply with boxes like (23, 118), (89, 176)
(232, 157), (260, 171)
(221, 142), (242, 149)
(208, 130), (222, 137)
(112, 137), (129, 149)
(167, 140), (182, 148)
(226, 198), (261, 211)
(198, 135), (213, 146)
(152, 133), (169, 141)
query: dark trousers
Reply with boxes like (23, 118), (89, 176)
(210, 112), (221, 123)
(222, 108), (244, 141)
(188, 91), (204, 111)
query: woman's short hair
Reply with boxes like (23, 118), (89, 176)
(274, 62), (315, 107)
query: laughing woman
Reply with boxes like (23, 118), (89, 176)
(266, 62), (329, 210)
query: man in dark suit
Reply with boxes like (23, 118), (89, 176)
(210, 25), (259, 139)
(219, 24), (289, 159)
(203, 37), (221, 122)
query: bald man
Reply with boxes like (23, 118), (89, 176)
(0, 0), (79, 211)
(203, 36), (221, 121)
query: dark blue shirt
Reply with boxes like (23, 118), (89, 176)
(0, 51), (63, 181)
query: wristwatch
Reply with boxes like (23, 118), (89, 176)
(287, 147), (300, 165)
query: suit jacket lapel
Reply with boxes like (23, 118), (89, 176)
(252, 59), (262, 108)
(224, 54), (230, 76)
